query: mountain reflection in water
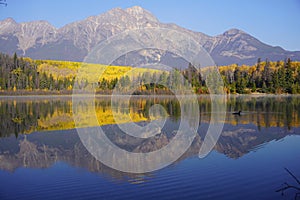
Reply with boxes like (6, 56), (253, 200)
(0, 96), (299, 179)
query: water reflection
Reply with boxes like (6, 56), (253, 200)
(0, 96), (300, 178)
(1, 96), (300, 138)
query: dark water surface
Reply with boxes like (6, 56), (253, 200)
(0, 95), (300, 200)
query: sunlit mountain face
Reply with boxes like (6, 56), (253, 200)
(1, 6), (300, 65)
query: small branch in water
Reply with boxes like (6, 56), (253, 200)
(285, 168), (300, 185)
(276, 168), (300, 200)
(276, 182), (300, 193)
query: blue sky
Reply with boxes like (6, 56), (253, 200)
(0, 0), (299, 51)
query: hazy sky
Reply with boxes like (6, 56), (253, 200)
(0, 0), (299, 51)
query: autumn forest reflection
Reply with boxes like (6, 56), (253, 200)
(0, 95), (300, 138)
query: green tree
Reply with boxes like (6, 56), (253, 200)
(285, 58), (294, 93)
(158, 71), (168, 90)
(251, 82), (256, 92)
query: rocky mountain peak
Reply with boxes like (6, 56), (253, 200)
(1, 17), (17, 24)
(0, 6), (299, 65)
(0, 17), (19, 34)
(107, 7), (124, 14)
(125, 6), (159, 23)
(20, 20), (54, 27)
(126, 6), (145, 14)
(16, 20), (57, 54)
(223, 28), (246, 36)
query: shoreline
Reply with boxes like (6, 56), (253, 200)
(0, 91), (299, 99)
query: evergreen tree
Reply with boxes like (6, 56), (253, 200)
(285, 58), (294, 93)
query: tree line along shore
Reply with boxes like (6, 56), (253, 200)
(1, 53), (300, 95)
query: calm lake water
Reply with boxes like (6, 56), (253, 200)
(0, 95), (300, 200)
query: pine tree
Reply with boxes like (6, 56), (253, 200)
(285, 58), (294, 93)
(251, 82), (256, 92)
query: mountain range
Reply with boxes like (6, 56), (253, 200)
(0, 6), (299, 66)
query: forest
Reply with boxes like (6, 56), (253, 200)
(0, 53), (75, 92)
(0, 52), (300, 94)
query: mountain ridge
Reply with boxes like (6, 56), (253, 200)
(0, 6), (299, 66)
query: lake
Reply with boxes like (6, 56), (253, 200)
(0, 95), (300, 200)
